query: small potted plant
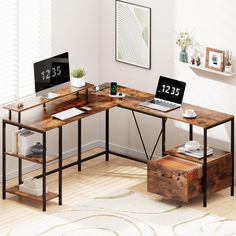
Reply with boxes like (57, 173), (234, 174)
(176, 31), (193, 63)
(71, 68), (86, 88)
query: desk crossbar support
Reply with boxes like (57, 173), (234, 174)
(150, 128), (163, 160)
(35, 151), (106, 179)
(132, 111), (166, 160)
(132, 111), (149, 160)
(109, 151), (147, 164)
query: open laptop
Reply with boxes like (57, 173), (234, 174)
(140, 76), (186, 112)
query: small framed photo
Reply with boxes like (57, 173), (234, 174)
(205, 47), (224, 72)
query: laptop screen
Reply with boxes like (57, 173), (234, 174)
(156, 76), (186, 104)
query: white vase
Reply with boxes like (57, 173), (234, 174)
(224, 65), (233, 74)
(71, 77), (85, 88)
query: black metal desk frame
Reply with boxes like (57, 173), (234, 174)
(2, 97), (234, 211)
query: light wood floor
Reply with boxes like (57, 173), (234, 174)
(0, 147), (236, 233)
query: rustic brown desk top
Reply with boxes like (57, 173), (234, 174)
(3, 84), (233, 131)
(94, 85), (234, 128)
(4, 93), (116, 132)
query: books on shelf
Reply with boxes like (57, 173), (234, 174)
(19, 177), (48, 196)
(12, 129), (41, 156)
(177, 146), (213, 159)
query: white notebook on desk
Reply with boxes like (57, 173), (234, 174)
(52, 108), (84, 120)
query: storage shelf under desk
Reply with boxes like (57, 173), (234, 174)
(5, 186), (58, 202)
(5, 152), (58, 165)
(165, 147), (231, 164)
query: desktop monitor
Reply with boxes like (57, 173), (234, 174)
(34, 52), (70, 95)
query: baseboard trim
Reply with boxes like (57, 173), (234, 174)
(97, 140), (160, 160)
(0, 140), (101, 182)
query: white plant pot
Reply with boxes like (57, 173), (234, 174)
(71, 77), (85, 88)
(224, 65), (233, 74)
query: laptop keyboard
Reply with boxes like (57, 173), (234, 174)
(150, 99), (178, 108)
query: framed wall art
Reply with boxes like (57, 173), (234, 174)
(115, 0), (151, 69)
(205, 47), (224, 72)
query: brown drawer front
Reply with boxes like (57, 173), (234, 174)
(147, 154), (232, 203)
(148, 170), (190, 203)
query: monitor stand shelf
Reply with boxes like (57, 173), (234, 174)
(3, 83), (94, 113)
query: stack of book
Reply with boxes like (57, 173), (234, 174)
(12, 129), (41, 156)
(177, 146), (213, 159)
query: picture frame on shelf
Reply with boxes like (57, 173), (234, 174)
(115, 0), (151, 69)
(205, 47), (224, 72)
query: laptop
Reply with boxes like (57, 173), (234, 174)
(140, 76), (186, 112)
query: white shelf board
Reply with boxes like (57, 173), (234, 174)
(189, 64), (236, 77)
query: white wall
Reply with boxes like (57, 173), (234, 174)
(0, 0), (101, 181)
(99, 0), (236, 166)
(51, 0), (101, 150)
(1, 0), (236, 180)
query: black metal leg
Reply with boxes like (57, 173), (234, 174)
(9, 110), (12, 120)
(203, 129), (208, 207)
(78, 120), (82, 171)
(189, 124), (193, 141)
(2, 120), (6, 199)
(59, 127), (62, 205)
(132, 111), (149, 160)
(231, 118), (234, 196)
(162, 118), (166, 156)
(106, 110), (109, 161)
(18, 112), (22, 185)
(42, 132), (47, 211)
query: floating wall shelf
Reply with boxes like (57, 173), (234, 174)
(189, 64), (236, 77)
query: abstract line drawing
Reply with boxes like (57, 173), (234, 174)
(116, 0), (151, 69)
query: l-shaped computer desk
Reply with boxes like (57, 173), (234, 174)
(2, 83), (234, 211)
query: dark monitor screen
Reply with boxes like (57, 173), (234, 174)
(156, 76), (186, 104)
(34, 52), (70, 93)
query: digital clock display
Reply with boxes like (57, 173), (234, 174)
(34, 52), (70, 93)
(156, 76), (186, 104)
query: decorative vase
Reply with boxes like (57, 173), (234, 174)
(179, 48), (188, 63)
(31, 142), (43, 155)
(71, 77), (85, 88)
(224, 65), (233, 74)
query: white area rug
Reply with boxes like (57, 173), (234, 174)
(4, 190), (236, 236)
